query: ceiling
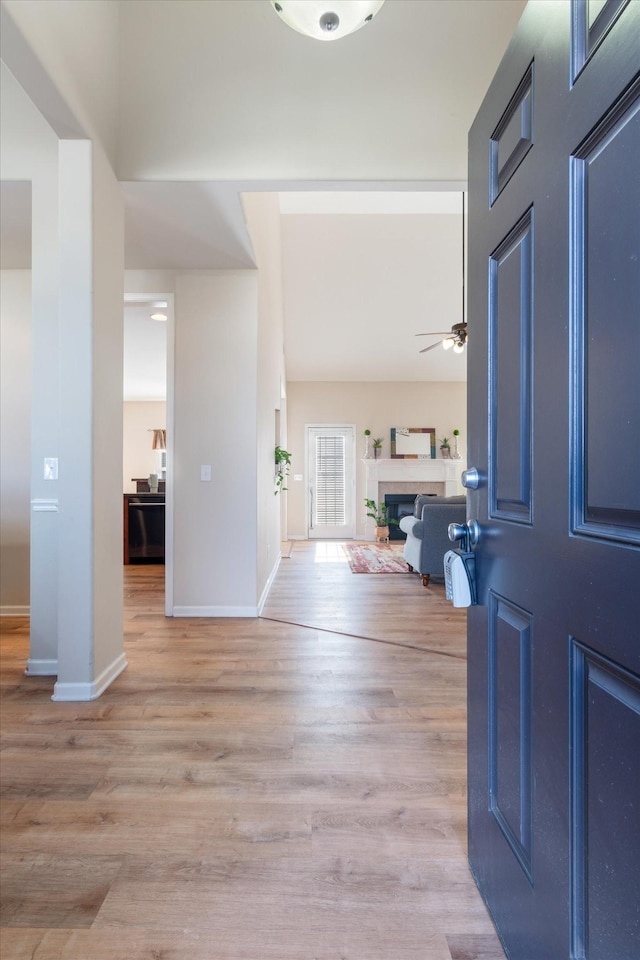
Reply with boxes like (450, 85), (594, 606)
(123, 302), (168, 402)
(1, 0), (528, 391)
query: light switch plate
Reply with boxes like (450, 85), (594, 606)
(200, 464), (212, 481)
(44, 457), (58, 480)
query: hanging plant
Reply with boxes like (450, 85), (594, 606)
(275, 446), (292, 494)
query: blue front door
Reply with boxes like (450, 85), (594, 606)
(466, 2), (640, 957)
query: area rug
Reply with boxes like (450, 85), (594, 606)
(344, 542), (408, 574)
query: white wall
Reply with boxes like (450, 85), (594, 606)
(173, 271), (258, 615)
(281, 212), (466, 383)
(286, 380), (467, 538)
(1, 61), (60, 656)
(125, 270), (261, 616)
(0, 270), (31, 611)
(242, 192), (287, 603)
(123, 401), (167, 493)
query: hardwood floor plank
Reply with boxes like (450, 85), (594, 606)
(0, 854), (123, 928)
(0, 927), (455, 960)
(0, 545), (504, 960)
(3, 800), (312, 859)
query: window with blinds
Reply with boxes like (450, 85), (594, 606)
(314, 435), (346, 526)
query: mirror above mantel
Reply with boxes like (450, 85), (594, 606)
(390, 427), (436, 459)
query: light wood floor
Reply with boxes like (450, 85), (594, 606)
(1, 541), (505, 960)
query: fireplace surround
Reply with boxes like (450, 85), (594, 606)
(363, 457), (465, 541)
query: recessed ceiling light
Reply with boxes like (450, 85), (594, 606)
(150, 313), (167, 322)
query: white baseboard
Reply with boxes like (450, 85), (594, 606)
(288, 535), (306, 540)
(52, 652), (128, 702)
(1, 605), (29, 617)
(172, 605), (259, 618)
(25, 658), (58, 676)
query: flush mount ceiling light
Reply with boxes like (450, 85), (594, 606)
(150, 313), (167, 322)
(270, 0), (385, 41)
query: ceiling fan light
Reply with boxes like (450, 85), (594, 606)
(453, 341), (465, 354)
(270, 1), (385, 42)
(442, 337), (454, 351)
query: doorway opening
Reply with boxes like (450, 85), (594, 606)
(123, 293), (174, 615)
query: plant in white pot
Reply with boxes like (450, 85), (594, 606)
(364, 499), (399, 542)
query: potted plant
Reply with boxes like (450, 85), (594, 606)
(363, 428), (372, 458)
(364, 498), (399, 542)
(439, 436), (451, 459)
(452, 428), (461, 459)
(275, 445), (292, 494)
(373, 437), (383, 459)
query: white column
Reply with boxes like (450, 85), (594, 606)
(53, 139), (126, 701)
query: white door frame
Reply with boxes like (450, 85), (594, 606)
(306, 423), (356, 540)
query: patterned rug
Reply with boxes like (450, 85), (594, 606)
(344, 541), (408, 574)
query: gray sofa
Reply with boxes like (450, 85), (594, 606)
(399, 494), (467, 586)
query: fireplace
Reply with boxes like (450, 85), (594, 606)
(385, 493), (433, 540)
(363, 457), (465, 541)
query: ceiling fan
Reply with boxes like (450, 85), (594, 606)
(416, 321), (468, 354)
(416, 192), (467, 355)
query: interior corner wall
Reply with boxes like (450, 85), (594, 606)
(0, 270), (31, 612)
(286, 380), (467, 538)
(172, 270), (259, 616)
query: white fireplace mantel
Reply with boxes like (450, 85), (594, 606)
(364, 457), (466, 505)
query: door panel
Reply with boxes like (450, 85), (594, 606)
(571, 644), (640, 959)
(467, 2), (640, 958)
(488, 594), (533, 882)
(571, 79), (640, 543)
(489, 209), (534, 523)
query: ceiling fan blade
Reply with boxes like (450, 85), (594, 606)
(415, 331), (452, 337)
(419, 340), (444, 354)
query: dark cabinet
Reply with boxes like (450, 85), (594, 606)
(123, 494), (165, 564)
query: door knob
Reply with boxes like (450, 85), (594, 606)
(448, 519), (480, 547)
(461, 467), (480, 490)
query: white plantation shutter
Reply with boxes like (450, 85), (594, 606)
(315, 435), (346, 526)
